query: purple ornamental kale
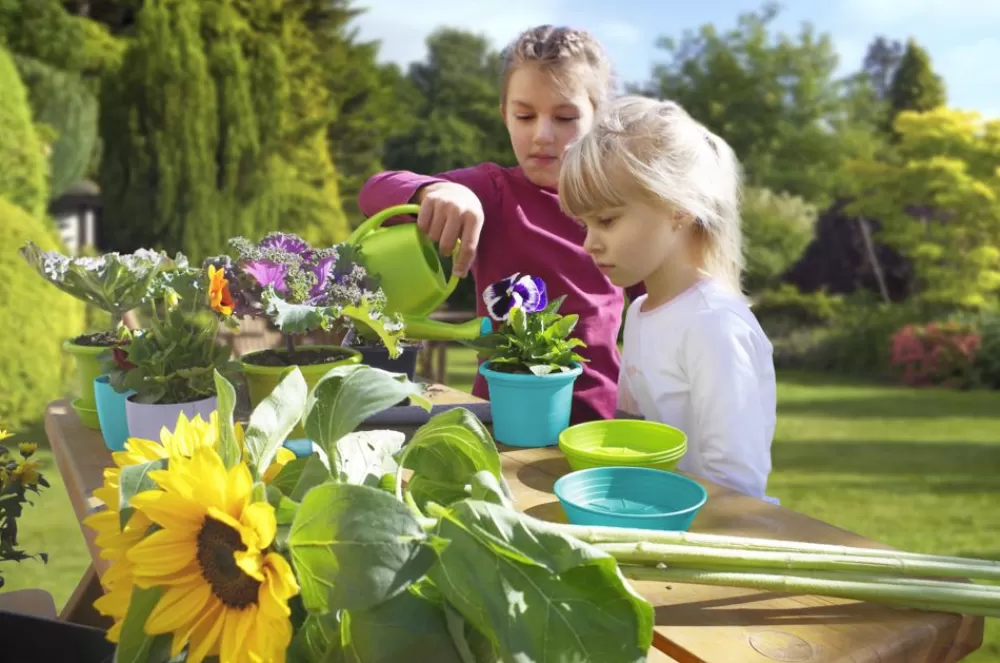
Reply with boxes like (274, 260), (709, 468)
(483, 272), (548, 322)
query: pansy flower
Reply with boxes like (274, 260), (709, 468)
(483, 272), (548, 322)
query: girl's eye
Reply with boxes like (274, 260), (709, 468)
(598, 217), (616, 227)
(557, 117), (580, 123)
(515, 115), (535, 121)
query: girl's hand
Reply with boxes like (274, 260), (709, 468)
(415, 181), (484, 278)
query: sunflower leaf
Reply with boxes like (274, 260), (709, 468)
(212, 369), (241, 468)
(335, 589), (466, 663)
(113, 586), (171, 663)
(426, 500), (655, 663)
(397, 408), (509, 510)
(287, 482), (439, 614)
(243, 366), (308, 480)
(269, 453), (329, 502)
(303, 364), (429, 477)
(118, 458), (168, 529)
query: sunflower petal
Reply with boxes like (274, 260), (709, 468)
(220, 604), (256, 663)
(146, 580), (212, 634)
(225, 463), (253, 518)
(128, 529), (198, 577)
(241, 502), (276, 549)
(186, 599), (226, 663)
(130, 490), (205, 532)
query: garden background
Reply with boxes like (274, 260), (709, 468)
(1, 1), (999, 661)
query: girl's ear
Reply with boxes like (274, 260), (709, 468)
(671, 209), (697, 229)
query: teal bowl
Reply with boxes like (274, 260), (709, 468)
(553, 466), (707, 531)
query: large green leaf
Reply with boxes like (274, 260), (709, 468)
(398, 408), (508, 509)
(212, 369), (241, 468)
(333, 430), (406, 487)
(287, 482), (441, 613)
(288, 610), (343, 663)
(427, 500), (654, 663)
(243, 366), (308, 479)
(118, 458), (168, 529)
(303, 364), (429, 477)
(338, 589), (466, 663)
(269, 453), (330, 502)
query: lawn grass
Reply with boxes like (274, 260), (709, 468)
(2, 348), (998, 661)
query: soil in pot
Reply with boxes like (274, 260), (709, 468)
(70, 330), (119, 347)
(242, 346), (356, 367)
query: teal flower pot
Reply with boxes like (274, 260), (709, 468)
(94, 375), (133, 452)
(479, 361), (583, 448)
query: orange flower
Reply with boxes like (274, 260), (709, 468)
(207, 265), (235, 316)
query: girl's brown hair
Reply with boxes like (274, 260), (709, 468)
(499, 25), (614, 109)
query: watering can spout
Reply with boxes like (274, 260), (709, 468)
(401, 314), (492, 342)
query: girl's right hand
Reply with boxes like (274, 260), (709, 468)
(415, 181), (484, 278)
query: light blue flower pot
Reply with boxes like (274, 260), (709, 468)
(479, 361), (583, 448)
(94, 375), (134, 452)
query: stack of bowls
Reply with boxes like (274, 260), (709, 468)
(557, 419), (687, 472)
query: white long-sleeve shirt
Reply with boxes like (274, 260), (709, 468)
(618, 279), (778, 502)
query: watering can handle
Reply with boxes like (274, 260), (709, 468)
(349, 203), (466, 295)
(347, 204), (421, 243)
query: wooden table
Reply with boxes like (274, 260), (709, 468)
(45, 390), (984, 663)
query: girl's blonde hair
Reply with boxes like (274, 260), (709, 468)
(499, 25), (614, 110)
(559, 95), (746, 295)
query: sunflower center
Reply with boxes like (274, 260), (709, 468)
(196, 516), (261, 609)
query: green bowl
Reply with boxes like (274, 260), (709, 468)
(558, 419), (687, 472)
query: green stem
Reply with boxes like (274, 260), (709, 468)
(620, 565), (1000, 617)
(598, 541), (1000, 582)
(559, 523), (1000, 570)
(285, 333), (295, 355)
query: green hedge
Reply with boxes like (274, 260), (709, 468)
(0, 197), (85, 428)
(0, 45), (48, 217)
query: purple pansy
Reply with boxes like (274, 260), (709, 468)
(483, 272), (548, 322)
(244, 260), (289, 293)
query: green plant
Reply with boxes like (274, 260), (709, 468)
(754, 284), (844, 336)
(19, 241), (176, 344)
(463, 273), (588, 375)
(107, 266), (235, 404)
(0, 428), (48, 588)
(0, 45), (47, 217)
(0, 197), (85, 428)
(969, 312), (1000, 389)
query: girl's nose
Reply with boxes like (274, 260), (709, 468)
(534, 118), (554, 144)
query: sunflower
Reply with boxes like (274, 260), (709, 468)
(126, 445), (298, 663)
(86, 411), (296, 647)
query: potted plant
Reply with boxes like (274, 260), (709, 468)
(464, 272), (588, 447)
(18, 243), (173, 428)
(222, 232), (405, 437)
(105, 262), (236, 441)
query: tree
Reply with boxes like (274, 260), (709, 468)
(99, 0), (351, 262)
(885, 39), (946, 136)
(633, 3), (851, 204)
(847, 108), (1000, 309)
(741, 187), (816, 293)
(0, 45), (48, 217)
(385, 27), (513, 176)
(863, 36), (904, 101)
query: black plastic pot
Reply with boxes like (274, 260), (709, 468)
(356, 342), (421, 380)
(0, 610), (115, 662)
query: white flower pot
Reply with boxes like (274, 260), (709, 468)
(125, 394), (218, 442)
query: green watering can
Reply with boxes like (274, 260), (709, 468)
(348, 204), (492, 341)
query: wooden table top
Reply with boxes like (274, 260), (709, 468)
(45, 389), (983, 663)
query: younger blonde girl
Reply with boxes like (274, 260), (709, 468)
(559, 95), (777, 502)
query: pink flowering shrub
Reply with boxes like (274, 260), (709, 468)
(889, 321), (981, 388)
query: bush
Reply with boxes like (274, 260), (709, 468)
(0, 45), (48, 217)
(774, 299), (942, 376)
(741, 187), (816, 293)
(0, 197), (85, 428)
(753, 284), (844, 337)
(889, 321), (981, 388)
